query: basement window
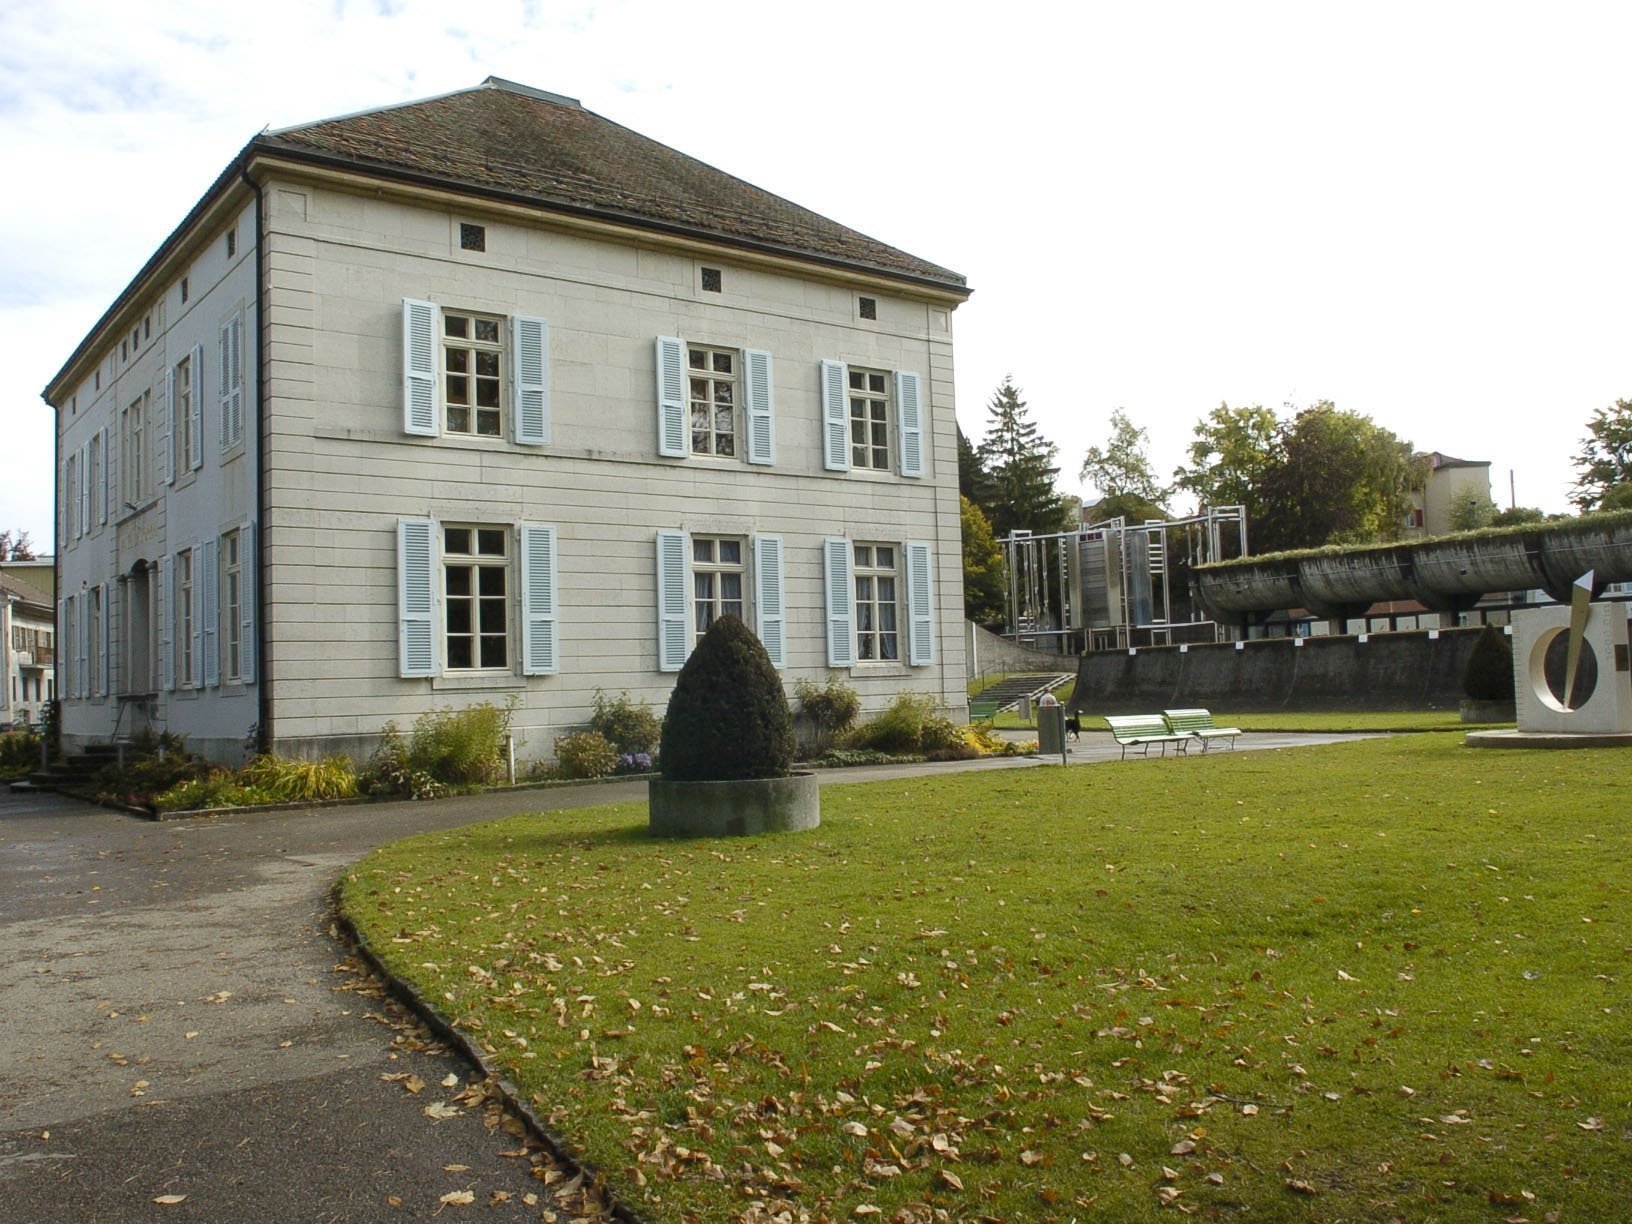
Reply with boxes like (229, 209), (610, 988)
(459, 222), (486, 252)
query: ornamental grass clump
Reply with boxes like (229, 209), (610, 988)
(659, 614), (794, 781)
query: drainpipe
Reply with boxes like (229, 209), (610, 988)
(242, 167), (269, 755)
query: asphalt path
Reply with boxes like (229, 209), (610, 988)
(0, 731), (1370, 1221)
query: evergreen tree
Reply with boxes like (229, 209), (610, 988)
(973, 377), (1071, 540)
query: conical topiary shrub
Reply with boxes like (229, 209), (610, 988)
(1463, 624), (1515, 703)
(660, 614), (795, 781)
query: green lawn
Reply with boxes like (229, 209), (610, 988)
(338, 737), (1629, 1221)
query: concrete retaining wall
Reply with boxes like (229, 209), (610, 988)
(965, 622), (1075, 679)
(1071, 626), (1483, 713)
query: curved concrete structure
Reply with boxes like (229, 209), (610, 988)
(1196, 514), (1632, 626)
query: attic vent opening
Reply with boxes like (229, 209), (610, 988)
(226, 227), (236, 258)
(460, 222), (487, 252)
(858, 296), (877, 320)
(700, 266), (722, 293)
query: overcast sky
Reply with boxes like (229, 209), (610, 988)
(4, 0), (1629, 551)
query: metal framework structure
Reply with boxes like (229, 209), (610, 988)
(1004, 506), (1248, 653)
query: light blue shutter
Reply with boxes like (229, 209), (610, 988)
(239, 522), (256, 685)
(753, 534), (785, 668)
(99, 428), (110, 523)
(189, 547), (202, 689)
(896, 371), (924, 478)
(656, 336), (687, 457)
(189, 344), (205, 470)
(201, 538), (220, 687)
(656, 529), (689, 671)
(397, 519), (436, 677)
(824, 537), (855, 667)
(162, 366), (176, 484)
(905, 541), (935, 666)
(160, 554), (174, 692)
(99, 584), (111, 697)
(744, 349), (774, 465)
(512, 316), (549, 446)
(402, 299), (439, 436)
(78, 445), (89, 536)
(219, 314), (243, 449)
(519, 523), (558, 675)
(820, 360), (849, 471)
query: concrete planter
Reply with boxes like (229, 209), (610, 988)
(648, 771), (820, 838)
(1460, 698), (1516, 724)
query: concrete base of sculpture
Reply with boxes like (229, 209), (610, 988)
(648, 771), (819, 838)
(1460, 699), (1516, 724)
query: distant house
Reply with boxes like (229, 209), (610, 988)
(1, 571), (54, 730)
(43, 78), (971, 763)
(1405, 452), (1493, 536)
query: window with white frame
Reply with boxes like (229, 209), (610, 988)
(443, 312), (504, 437)
(123, 391), (149, 505)
(222, 529), (243, 682)
(177, 549), (195, 688)
(692, 536), (745, 632)
(397, 520), (556, 679)
(443, 526), (509, 669)
(854, 543), (899, 662)
(175, 352), (195, 473)
(848, 368), (890, 470)
(687, 346), (737, 457)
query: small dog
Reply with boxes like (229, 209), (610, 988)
(1064, 714), (1081, 742)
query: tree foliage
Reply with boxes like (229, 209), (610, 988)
(1572, 398), (1632, 510)
(1079, 409), (1164, 504)
(0, 530), (36, 561)
(1173, 403), (1280, 512)
(1175, 401), (1420, 553)
(660, 615), (794, 781)
(1447, 486), (1497, 532)
(959, 495), (1007, 627)
(973, 377), (1072, 540)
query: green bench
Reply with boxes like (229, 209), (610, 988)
(968, 699), (1001, 724)
(1162, 708), (1242, 752)
(1105, 714), (1191, 759)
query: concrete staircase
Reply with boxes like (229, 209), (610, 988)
(970, 672), (1074, 713)
(19, 744), (121, 794)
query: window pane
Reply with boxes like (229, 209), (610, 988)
(721, 573), (742, 601)
(476, 378), (499, 408)
(868, 373), (886, 394)
(445, 567), (472, 595)
(480, 636), (506, 668)
(876, 547), (894, 567)
(475, 318), (500, 343)
(479, 598), (506, 631)
(695, 573), (715, 600)
(880, 633), (898, 661)
(475, 351), (499, 377)
(444, 315), (470, 338)
(446, 349), (469, 373)
(693, 539), (715, 563)
(688, 350), (707, 370)
(714, 382), (733, 406)
(478, 566), (506, 594)
(446, 600), (472, 634)
(712, 352), (733, 374)
(447, 375), (468, 404)
(447, 638), (473, 668)
(718, 540), (741, 565)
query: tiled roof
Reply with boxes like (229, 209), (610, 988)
(257, 78), (967, 293)
(0, 572), (53, 611)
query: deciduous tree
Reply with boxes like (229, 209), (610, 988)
(0, 529), (36, 561)
(1571, 397), (1632, 510)
(1079, 409), (1164, 504)
(959, 495), (1007, 628)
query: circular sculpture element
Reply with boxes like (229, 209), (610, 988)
(1529, 628), (1598, 713)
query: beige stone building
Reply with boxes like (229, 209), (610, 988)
(1405, 451), (1493, 536)
(44, 78), (971, 763)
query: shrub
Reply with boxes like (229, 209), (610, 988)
(846, 692), (940, 755)
(154, 773), (276, 813)
(554, 730), (620, 780)
(920, 713), (976, 760)
(1463, 624), (1516, 702)
(794, 677), (861, 755)
(407, 701), (512, 786)
(660, 614), (794, 781)
(238, 754), (358, 802)
(589, 690), (661, 757)
(91, 732), (214, 809)
(359, 723), (448, 801)
(0, 728), (42, 780)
